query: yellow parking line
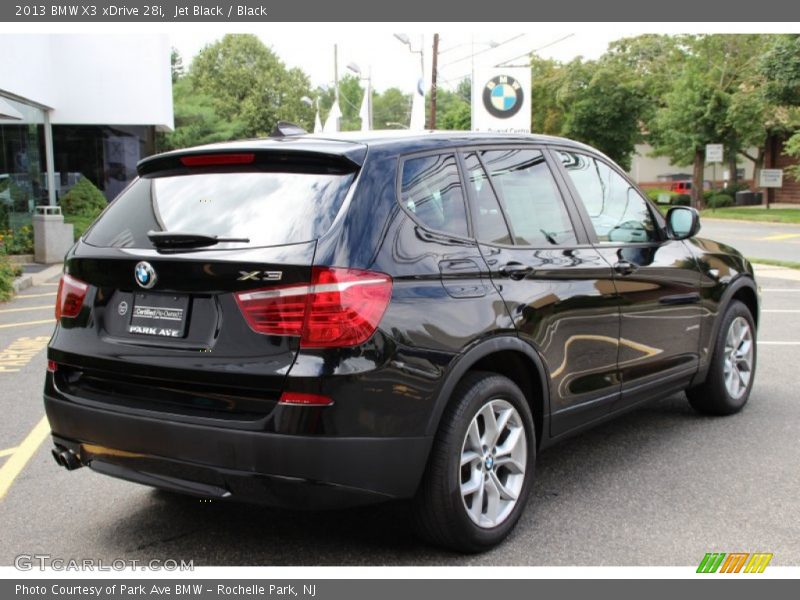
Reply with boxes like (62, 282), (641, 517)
(0, 305), (52, 314)
(761, 233), (800, 241)
(0, 416), (51, 500)
(0, 447), (18, 458)
(0, 319), (55, 329)
(15, 292), (57, 299)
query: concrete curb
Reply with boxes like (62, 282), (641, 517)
(701, 217), (800, 228)
(752, 263), (800, 283)
(11, 262), (63, 294)
(11, 274), (33, 294)
(30, 263), (64, 285)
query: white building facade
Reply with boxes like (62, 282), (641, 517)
(0, 34), (173, 223)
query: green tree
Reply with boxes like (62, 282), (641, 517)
(190, 34), (315, 136)
(373, 87), (411, 129)
(558, 58), (647, 170)
(650, 35), (770, 206)
(530, 56), (566, 135)
(159, 77), (247, 151)
(758, 35), (800, 183)
(170, 47), (184, 83)
(431, 79), (470, 130)
(316, 74), (365, 131)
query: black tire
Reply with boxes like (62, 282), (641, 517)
(687, 300), (757, 415)
(412, 371), (536, 553)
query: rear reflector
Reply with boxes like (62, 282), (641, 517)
(55, 274), (89, 320)
(278, 392), (333, 406)
(235, 267), (392, 348)
(47, 360), (58, 373)
(179, 153), (255, 167)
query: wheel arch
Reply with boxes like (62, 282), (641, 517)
(693, 274), (759, 386)
(425, 336), (550, 448)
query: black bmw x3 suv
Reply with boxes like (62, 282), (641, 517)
(45, 129), (759, 552)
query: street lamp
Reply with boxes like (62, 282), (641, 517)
(347, 62), (372, 131)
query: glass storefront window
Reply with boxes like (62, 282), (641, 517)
(0, 95), (46, 232)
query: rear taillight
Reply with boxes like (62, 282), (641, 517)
(235, 267), (392, 348)
(47, 360), (58, 373)
(55, 274), (89, 320)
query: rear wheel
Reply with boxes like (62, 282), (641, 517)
(687, 300), (756, 415)
(412, 371), (535, 552)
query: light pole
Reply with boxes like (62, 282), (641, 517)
(347, 62), (372, 131)
(394, 33), (426, 130)
(394, 33), (424, 76)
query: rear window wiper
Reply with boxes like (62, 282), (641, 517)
(147, 231), (250, 249)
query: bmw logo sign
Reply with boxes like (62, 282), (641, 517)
(134, 261), (157, 289)
(483, 75), (524, 119)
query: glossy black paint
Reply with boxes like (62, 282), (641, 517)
(45, 132), (759, 506)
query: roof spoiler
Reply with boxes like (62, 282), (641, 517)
(137, 148), (361, 177)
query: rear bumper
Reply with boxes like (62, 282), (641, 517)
(44, 394), (432, 509)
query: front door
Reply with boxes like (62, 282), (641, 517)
(553, 149), (702, 409)
(461, 148), (622, 437)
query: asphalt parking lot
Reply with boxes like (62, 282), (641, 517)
(1, 264), (799, 567)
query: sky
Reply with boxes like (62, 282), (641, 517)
(169, 28), (627, 94)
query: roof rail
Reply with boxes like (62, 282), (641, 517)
(270, 121), (308, 138)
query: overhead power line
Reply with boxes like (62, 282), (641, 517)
(494, 33), (576, 67)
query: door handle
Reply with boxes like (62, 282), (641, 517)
(499, 262), (533, 280)
(613, 260), (637, 276)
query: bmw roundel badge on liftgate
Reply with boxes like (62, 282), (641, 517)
(45, 128), (759, 552)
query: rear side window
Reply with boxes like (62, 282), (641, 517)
(480, 149), (577, 247)
(463, 152), (512, 245)
(400, 154), (469, 238)
(84, 170), (356, 249)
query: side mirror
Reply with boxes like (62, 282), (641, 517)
(666, 206), (700, 240)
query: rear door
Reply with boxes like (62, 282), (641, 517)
(461, 147), (621, 437)
(48, 150), (359, 424)
(553, 149), (702, 408)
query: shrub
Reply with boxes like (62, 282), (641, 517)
(707, 193), (734, 208)
(670, 194), (691, 206)
(1, 226), (34, 255)
(0, 250), (17, 301)
(721, 182), (749, 196)
(60, 176), (107, 217)
(646, 189), (674, 204)
(0, 202), (8, 230)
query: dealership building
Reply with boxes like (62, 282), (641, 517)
(0, 34), (173, 225)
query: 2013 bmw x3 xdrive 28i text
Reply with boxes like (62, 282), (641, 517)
(45, 129), (759, 552)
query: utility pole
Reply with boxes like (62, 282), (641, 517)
(429, 33), (439, 129)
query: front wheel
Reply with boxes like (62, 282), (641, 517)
(412, 372), (536, 552)
(687, 300), (756, 415)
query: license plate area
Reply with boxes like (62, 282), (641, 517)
(128, 293), (190, 338)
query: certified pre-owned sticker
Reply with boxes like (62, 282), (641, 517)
(132, 306), (184, 321)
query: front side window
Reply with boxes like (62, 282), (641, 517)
(558, 151), (658, 244)
(400, 153), (469, 238)
(480, 149), (577, 247)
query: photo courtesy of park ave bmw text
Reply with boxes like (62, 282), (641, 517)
(0, 0), (799, 596)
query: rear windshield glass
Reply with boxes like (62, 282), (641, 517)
(84, 170), (356, 249)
